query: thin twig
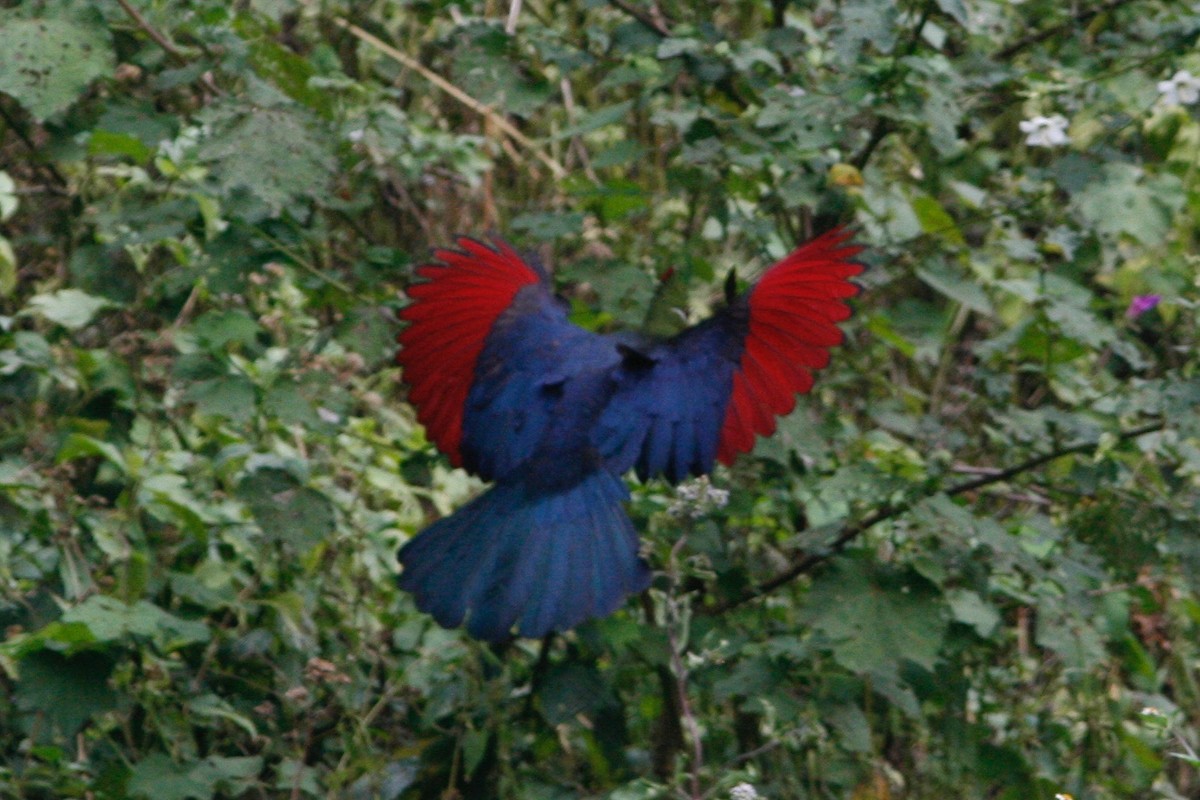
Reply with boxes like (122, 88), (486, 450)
(505, 0), (523, 34)
(708, 420), (1167, 614)
(665, 534), (703, 800)
(0, 102), (69, 188)
(608, 0), (671, 36)
(559, 78), (599, 184)
(850, 117), (895, 169)
(335, 19), (567, 180)
(994, 0), (1142, 60)
(114, 0), (222, 96)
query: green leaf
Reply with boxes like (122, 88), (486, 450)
(555, 100), (635, 140)
(60, 595), (210, 649)
(934, 0), (969, 25)
(804, 558), (946, 676)
(461, 729), (490, 778)
(1072, 163), (1185, 244)
(0, 235), (16, 297)
(538, 662), (615, 726)
(0, 14), (115, 120)
(0, 170), (17, 221)
(15, 650), (117, 740)
(916, 262), (994, 315)
(185, 310), (262, 353)
(237, 468), (336, 551)
(198, 101), (335, 213)
(128, 754), (263, 800)
(510, 211), (585, 240)
(56, 433), (126, 472)
(1036, 613), (1106, 670)
(592, 140), (647, 169)
(910, 195), (965, 245)
(946, 589), (1001, 637)
(23, 289), (113, 329)
(183, 376), (257, 422)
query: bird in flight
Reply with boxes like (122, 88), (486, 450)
(395, 229), (864, 641)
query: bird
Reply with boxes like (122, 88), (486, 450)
(394, 228), (864, 641)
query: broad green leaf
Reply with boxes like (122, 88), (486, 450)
(934, 0), (969, 25)
(555, 100), (635, 140)
(1072, 163), (1185, 244)
(60, 595), (210, 648)
(805, 558), (946, 676)
(23, 289), (113, 329)
(198, 102), (335, 213)
(510, 211), (585, 240)
(15, 650), (117, 740)
(946, 589), (1001, 637)
(183, 376), (257, 422)
(237, 467), (335, 551)
(0, 14), (114, 120)
(910, 195), (965, 245)
(185, 309), (262, 353)
(56, 433), (127, 473)
(916, 262), (994, 315)
(128, 753), (263, 800)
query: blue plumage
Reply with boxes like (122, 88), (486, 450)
(398, 451), (650, 641)
(396, 232), (863, 641)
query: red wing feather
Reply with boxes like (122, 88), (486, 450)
(716, 227), (864, 465)
(396, 238), (540, 466)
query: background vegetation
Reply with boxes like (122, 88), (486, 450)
(2, 0), (1199, 797)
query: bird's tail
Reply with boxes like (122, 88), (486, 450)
(397, 468), (651, 641)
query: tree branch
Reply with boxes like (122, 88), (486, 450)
(707, 420), (1166, 614)
(335, 19), (567, 180)
(608, 0), (672, 37)
(994, 0), (1142, 61)
(114, 0), (222, 96)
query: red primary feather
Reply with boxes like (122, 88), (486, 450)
(716, 228), (864, 465)
(396, 239), (540, 466)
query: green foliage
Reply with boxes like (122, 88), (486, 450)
(1, 0), (1200, 798)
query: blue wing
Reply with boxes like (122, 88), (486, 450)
(460, 283), (621, 481)
(594, 228), (864, 483)
(594, 314), (746, 483)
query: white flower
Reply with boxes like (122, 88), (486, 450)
(667, 476), (730, 518)
(1157, 69), (1200, 106)
(730, 783), (760, 800)
(1019, 115), (1070, 147)
(787, 86), (807, 98)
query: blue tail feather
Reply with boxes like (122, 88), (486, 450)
(398, 469), (651, 641)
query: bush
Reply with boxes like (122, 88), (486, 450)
(1, 0), (1199, 797)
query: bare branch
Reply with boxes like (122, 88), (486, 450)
(335, 19), (567, 180)
(994, 0), (1142, 61)
(608, 0), (671, 36)
(708, 420), (1167, 614)
(114, 0), (222, 96)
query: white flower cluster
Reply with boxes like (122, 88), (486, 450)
(730, 783), (760, 800)
(1157, 69), (1200, 106)
(668, 476), (730, 518)
(1019, 114), (1069, 147)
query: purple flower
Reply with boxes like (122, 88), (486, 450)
(1126, 294), (1161, 319)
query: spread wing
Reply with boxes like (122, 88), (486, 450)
(398, 229), (863, 484)
(395, 238), (543, 473)
(595, 227), (864, 482)
(396, 238), (616, 481)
